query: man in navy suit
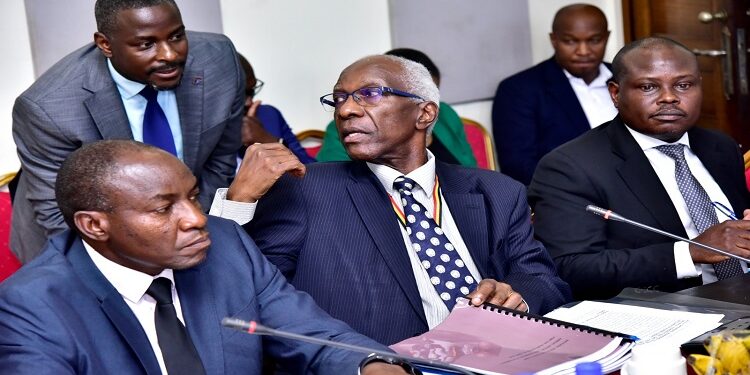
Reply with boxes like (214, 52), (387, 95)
(492, 4), (616, 185)
(0, 140), (409, 375)
(529, 37), (750, 300)
(243, 55), (571, 345)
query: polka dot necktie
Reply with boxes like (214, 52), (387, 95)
(393, 176), (477, 310)
(656, 144), (743, 280)
(140, 85), (177, 156)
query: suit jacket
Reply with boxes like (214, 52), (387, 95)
(0, 217), (386, 374)
(491, 57), (612, 185)
(528, 117), (750, 301)
(11, 31), (244, 263)
(245, 161), (571, 345)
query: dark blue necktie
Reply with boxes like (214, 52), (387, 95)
(393, 176), (477, 310)
(140, 86), (177, 156)
(656, 144), (743, 280)
(146, 278), (205, 375)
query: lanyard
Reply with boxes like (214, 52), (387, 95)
(389, 176), (442, 227)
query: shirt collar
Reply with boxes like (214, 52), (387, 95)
(625, 124), (691, 151)
(367, 150), (436, 197)
(83, 239), (175, 304)
(107, 59), (147, 100)
(563, 63), (612, 88)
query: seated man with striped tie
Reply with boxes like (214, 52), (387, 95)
(529, 37), (750, 301)
(0, 140), (410, 375)
(242, 54), (571, 345)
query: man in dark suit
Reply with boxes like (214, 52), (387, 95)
(529, 37), (750, 301)
(492, 4), (616, 185)
(0, 140), (409, 375)
(243, 55), (571, 345)
(11, 0), (303, 263)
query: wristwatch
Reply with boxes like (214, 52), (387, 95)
(359, 353), (421, 375)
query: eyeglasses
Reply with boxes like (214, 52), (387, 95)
(319, 86), (424, 112)
(250, 79), (264, 96)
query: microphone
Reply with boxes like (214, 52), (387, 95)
(221, 318), (475, 375)
(585, 205), (750, 263)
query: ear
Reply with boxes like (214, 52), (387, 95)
(416, 101), (439, 131)
(94, 32), (113, 58)
(549, 32), (558, 48)
(607, 81), (620, 108)
(73, 211), (110, 242)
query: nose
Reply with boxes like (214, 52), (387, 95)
(657, 87), (680, 104)
(179, 199), (207, 231)
(575, 41), (592, 56)
(336, 94), (364, 119)
(156, 41), (177, 62)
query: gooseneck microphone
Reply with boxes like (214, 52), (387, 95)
(221, 318), (475, 375)
(585, 205), (750, 263)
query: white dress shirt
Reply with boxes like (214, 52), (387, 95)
(107, 59), (184, 160)
(626, 126), (747, 283)
(84, 241), (185, 375)
(563, 64), (618, 128)
(367, 151), (482, 329)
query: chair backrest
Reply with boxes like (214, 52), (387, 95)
(461, 118), (497, 171)
(0, 173), (21, 281)
(296, 129), (326, 159)
(744, 151), (750, 192)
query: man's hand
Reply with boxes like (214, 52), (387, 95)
(465, 279), (527, 312)
(690, 220), (750, 264)
(743, 209), (750, 220)
(361, 362), (410, 375)
(241, 99), (278, 145)
(226, 143), (306, 203)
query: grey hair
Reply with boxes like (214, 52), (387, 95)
(353, 54), (440, 132)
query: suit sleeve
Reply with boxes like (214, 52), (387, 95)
(12, 95), (73, 237)
(491, 78), (540, 185)
(197, 42), (243, 210)
(243, 174), (307, 279)
(529, 150), (679, 300)
(0, 286), (78, 374)
(488, 181), (572, 314)
(232, 224), (389, 374)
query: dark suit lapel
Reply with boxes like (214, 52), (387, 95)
(175, 265), (223, 375)
(82, 54), (132, 140)
(65, 234), (161, 375)
(542, 58), (590, 133)
(436, 163), (490, 277)
(175, 54), (204, 172)
(608, 118), (687, 235)
(689, 128), (745, 214)
(346, 163), (426, 325)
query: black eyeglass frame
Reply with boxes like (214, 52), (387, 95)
(319, 86), (424, 111)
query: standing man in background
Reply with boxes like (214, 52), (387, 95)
(11, 0), (302, 263)
(492, 3), (616, 185)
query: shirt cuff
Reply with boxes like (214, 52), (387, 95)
(208, 188), (257, 225)
(674, 241), (702, 279)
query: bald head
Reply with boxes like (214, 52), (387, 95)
(552, 4), (608, 34)
(611, 37), (697, 83)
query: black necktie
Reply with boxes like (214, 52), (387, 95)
(146, 277), (205, 375)
(656, 144), (743, 280)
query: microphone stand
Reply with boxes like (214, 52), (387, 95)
(222, 318), (475, 375)
(585, 205), (750, 263)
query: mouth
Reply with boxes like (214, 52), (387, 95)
(341, 127), (370, 143)
(151, 64), (184, 80)
(182, 234), (210, 252)
(651, 109), (687, 121)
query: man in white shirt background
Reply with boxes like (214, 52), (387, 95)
(492, 3), (617, 185)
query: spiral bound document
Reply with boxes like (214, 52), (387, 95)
(390, 298), (636, 375)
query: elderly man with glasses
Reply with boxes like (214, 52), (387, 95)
(235, 54), (571, 345)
